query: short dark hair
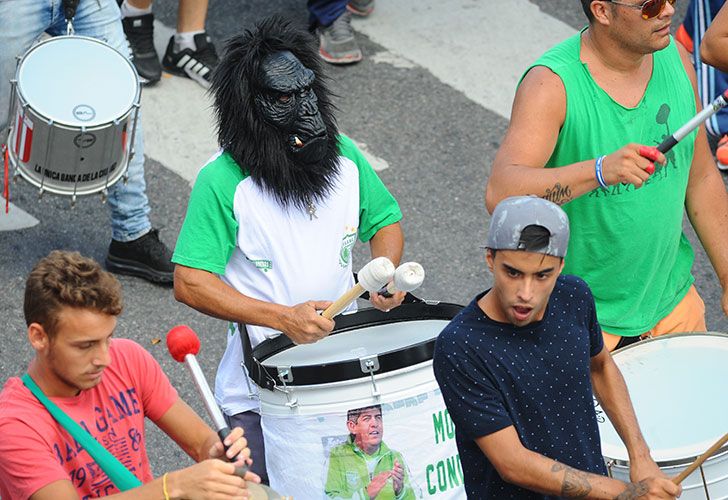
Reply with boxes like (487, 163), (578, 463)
(347, 404), (382, 424)
(582, 0), (595, 22)
(24, 251), (123, 336)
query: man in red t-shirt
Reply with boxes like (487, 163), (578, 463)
(0, 250), (260, 499)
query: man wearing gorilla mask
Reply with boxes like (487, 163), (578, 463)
(172, 16), (405, 483)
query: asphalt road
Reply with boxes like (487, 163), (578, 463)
(3, 0), (726, 482)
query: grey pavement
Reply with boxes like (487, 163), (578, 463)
(1, 0), (724, 480)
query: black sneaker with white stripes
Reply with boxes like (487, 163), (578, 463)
(161, 33), (219, 89)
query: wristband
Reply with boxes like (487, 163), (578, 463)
(595, 155), (608, 189)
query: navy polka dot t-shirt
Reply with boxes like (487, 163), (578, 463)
(433, 275), (606, 499)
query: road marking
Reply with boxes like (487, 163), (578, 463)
(353, 0), (577, 119)
(0, 199), (39, 231)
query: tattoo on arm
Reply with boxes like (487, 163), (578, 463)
(551, 462), (592, 498)
(614, 480), (649, 499)
(543, 183), (573, 204)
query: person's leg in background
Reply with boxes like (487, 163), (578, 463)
(162, 0), (220, 89)
(53, 0), (174, 284)
(0, 1), (53, 140)
(678, 0), (728, 170)
(309, 0), (363, 65)
(119, 0), (161, 85)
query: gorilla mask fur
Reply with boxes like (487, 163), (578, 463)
(210, 16), (340, 211)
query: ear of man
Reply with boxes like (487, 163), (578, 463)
(28, 323), (50, 351)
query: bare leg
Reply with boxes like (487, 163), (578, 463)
(177, 0), (208, 32)
(126, 0), (153, 8)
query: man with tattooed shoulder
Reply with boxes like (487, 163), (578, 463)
(486, 0), (728, 352)
(433, 197), (680, 499)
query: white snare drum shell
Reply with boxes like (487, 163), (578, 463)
(8, 36), (140, 196)
(598, 333), (728, 500)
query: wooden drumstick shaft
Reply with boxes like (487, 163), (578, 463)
(321, 283), (365, 319)
(321, 257), (395, 319)
(672, 432), (728, 485)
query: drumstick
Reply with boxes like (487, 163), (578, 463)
(377, 262), (425, 297)
(672, 432), (728, 485)
(656, 89), (728, 153)
(322, 257), (395, 319)
(166, 326), (290, 500)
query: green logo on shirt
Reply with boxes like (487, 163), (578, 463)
(339, 230), (357, 267)
(246, 256), (273, 272)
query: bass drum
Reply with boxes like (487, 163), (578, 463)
(597, 333), (728, 499)
(248, 302), (465, 499)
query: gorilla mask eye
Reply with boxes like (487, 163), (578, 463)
(278, 93), (292, 104)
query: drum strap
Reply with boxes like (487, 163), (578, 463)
(21, 373), (143, 491)
(239, 322), (275, 391)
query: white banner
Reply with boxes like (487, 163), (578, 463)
(262, 388), (464, 499)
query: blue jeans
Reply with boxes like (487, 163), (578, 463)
(308, 0), (348, 28)
(0, 0), (151, 242)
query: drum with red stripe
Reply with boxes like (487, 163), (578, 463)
(6, 35), (140, 199)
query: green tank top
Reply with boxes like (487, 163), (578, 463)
(527, 31), (696, 336)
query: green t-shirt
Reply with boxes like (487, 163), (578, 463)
(527, 32), (696, 336)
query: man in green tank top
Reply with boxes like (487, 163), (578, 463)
(486, 0), (728, 352)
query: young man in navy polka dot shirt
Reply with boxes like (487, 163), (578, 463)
(433, 196), (680, 499)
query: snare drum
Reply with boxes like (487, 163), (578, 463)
(248, 302), (465, 499)
(597, 333), (728, 499)
(6, 35), (140, 198)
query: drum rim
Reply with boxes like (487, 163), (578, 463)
(249, 301), (463, 388)
(612, 331), (728, 354)
(14, 35), (141, 127)
(603, 331), (728, 465)
(605, 446), (728, 469)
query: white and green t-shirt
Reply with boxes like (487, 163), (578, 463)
(173, 134), (402, 415)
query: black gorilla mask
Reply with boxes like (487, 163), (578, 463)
(210, 16), (340, 211)
(255, 51), (328, 165)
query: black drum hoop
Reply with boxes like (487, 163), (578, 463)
(248, 302), (462, 390)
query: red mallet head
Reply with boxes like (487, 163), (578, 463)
(166, 325), (200, 362)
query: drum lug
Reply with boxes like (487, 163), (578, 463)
(275, 367), (298, 408)
(100, 189), (108, 204)
(605, 460), (614, 478)
(70, 194), (77, 209)
(359, 355), (381, 398)
(277, 366), (294, 384)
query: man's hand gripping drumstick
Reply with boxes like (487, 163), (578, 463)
(322, 256), (395, 319)
(166, 326), (291, 500)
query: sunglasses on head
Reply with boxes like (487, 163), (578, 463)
(607, 0), (676, 19)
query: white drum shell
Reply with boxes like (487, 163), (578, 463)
(7, 36), (140, 196)
(258, 315), (464, 499)
(598, 333), (728, 500)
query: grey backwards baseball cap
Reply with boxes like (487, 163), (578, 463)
(486, 196), (570, 257)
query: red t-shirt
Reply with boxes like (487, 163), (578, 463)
(0, 339), (178, 499)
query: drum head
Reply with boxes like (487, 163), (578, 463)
(598, 333), (728, 464)
(16, 36), (139, 127)
(252, 302), (462, 387)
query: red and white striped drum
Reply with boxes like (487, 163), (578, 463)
(6, 35), (140, 200)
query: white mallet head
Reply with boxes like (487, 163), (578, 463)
(391, 262), (425, 293)
(358, 257), (395, 291)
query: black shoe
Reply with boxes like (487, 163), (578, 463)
(106, 229), (174, 284)
(122, 13), (162, 85)
(162, 33), (219, 89)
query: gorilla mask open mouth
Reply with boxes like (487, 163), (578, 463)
(289, 131), (328, 163)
